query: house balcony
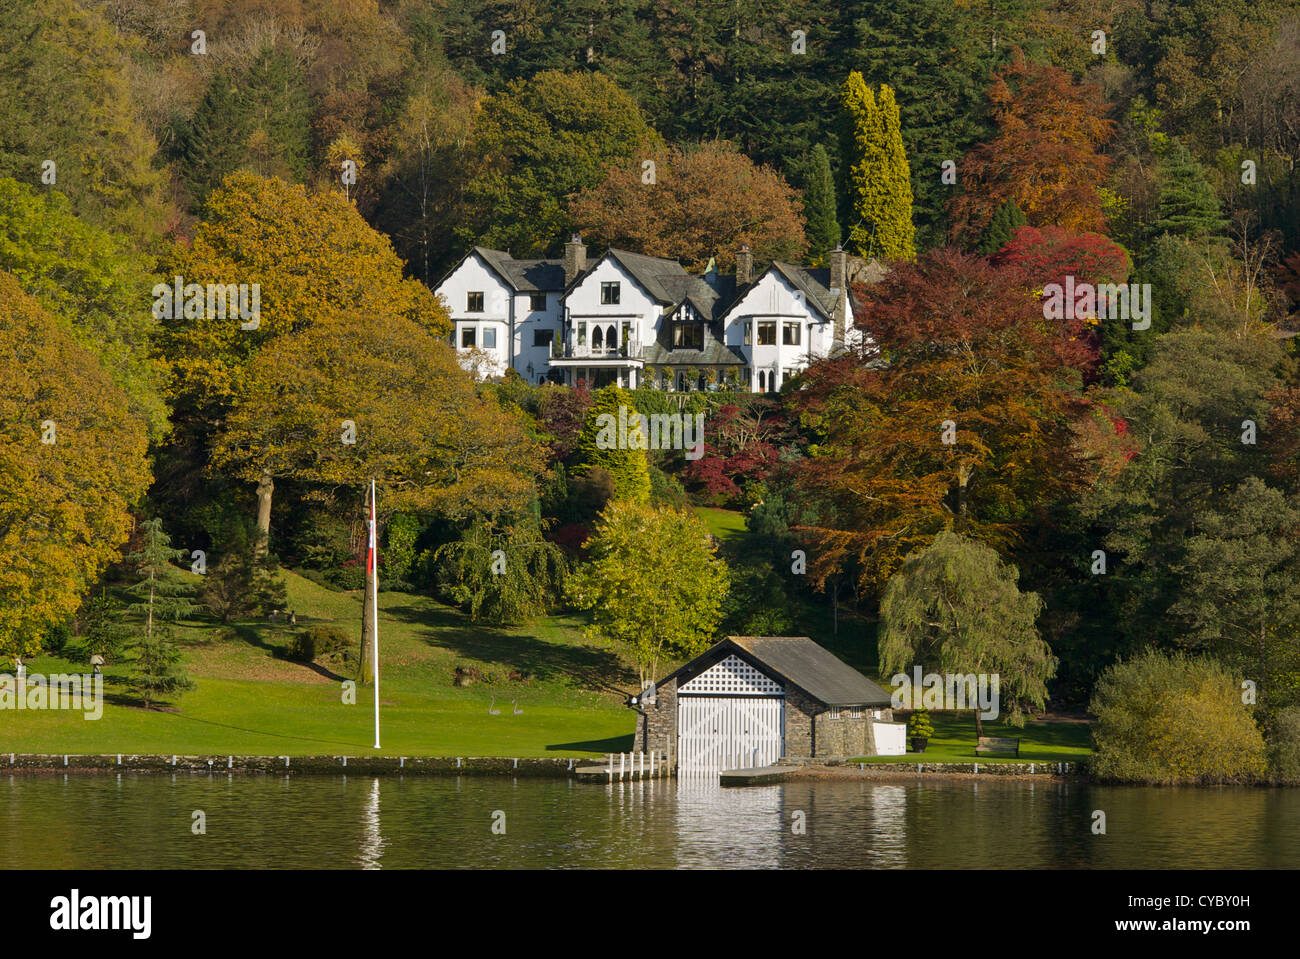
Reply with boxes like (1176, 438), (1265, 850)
(549, 337), (644, 365)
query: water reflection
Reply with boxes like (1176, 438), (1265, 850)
(356, 778), (384, 870)
(1, 774), (1297, 869)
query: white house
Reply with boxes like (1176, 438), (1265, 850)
(435, 236), (879, 390)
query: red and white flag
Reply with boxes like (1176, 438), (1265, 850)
(367, 481), (377, 577)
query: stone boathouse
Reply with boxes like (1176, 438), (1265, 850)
(629, 636), (903, 772)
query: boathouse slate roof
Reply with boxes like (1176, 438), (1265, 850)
(649, 636), (893, 707)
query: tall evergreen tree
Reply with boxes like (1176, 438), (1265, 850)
(802, 144), (840, 261)
(841, 73), (915, 261)
(1149, 140), (1226, 240)
(977, 198), (1027, 254)
(125, 519), (196, 708)
(842, 0), (991, 248)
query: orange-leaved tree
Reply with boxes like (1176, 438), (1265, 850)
(947, 53), (1114, 244)
(790, 248), (1094, 595)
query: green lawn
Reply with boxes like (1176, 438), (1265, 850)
(695, 506), (748, 544)
(2, 571), (636, 758)
(853, 711), (1093, 764)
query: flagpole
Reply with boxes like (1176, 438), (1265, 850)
(371, 478), (381, 750)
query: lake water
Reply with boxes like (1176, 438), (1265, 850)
(3, 773), (1297, 869)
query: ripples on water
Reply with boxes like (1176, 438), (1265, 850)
(3, 773), (1297, 869)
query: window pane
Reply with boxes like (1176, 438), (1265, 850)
(460, 327), (476, 348)
(483, 328), (497, 349)
(467, 292), (484, 312)
(783, 322), (801, 346)
(601, 282), (620, 304)
(533, 329), (553, 348)
(757, 321), (776, 345)
(529, 293), (546, 311)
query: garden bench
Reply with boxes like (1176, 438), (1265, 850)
(975, 736), (1020, 757)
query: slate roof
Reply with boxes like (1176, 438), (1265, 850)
(640, 340), (747, 366)
(648, 636), (893, 707)
(769, 263), (839, 319)
(473, 247), (566, 292)
(596, 249), (690, 303)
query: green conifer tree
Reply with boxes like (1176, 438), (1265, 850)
(125, 519), (196, 708)
(977, 198), (1028, 254)
(803, 144), (840, 262)
(1149, 141), (1226, 240)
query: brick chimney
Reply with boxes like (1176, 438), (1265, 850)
(564, 233), (587, 285)
(735, 244), (753, 285)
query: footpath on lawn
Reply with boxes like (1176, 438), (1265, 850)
(1, 570), (637, 758)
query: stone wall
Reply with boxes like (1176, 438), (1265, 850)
(634, 676), (678, 759)
(783, 685), (817, 757)
(1, 754), (583, 777)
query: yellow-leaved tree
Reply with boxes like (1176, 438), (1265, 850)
(210, 311), (543, 683)
(0, 271), (150, 660)
(158, 171), (452, 551)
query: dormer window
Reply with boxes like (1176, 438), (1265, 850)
(674, 323), (703, 349)
(601, 282), (621, 305)
(466, 291), (484, 312)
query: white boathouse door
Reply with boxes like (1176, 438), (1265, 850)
(677, 654), (785, 772)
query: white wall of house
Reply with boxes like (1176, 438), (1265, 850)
(513, 291), (562, 382)
(722, 271), (836, 392)
(565, 257), (661, 358)
(435, 253), (513, 378)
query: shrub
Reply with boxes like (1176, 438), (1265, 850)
(285, 625), (353, 664)
(1267, 707), (1300, 784)
(907, 707), (934, 739)
(285, 631), (316, 662)
(1089, 649), (1267, 784)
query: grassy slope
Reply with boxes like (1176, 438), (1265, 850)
(2, 571), (637, 758)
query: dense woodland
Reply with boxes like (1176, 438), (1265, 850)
(4, 0), (1300, 780)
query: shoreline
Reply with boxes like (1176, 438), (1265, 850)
(2, 753), (1088, 781)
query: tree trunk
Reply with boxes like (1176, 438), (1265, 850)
(360, 564), (377, 685)
(974, 709), (984, 740)
(255, 471), (274, 561)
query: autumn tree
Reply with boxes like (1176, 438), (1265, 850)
(879, 530), (1055, 735)
(0, 0), (168, 241)
(210, 311), (544, 682)
(568, 501), (729, 685)
(791, 249), (1092, 593)
(158, 171), (450, 547)
(947, 54), (1113, 243)
(570, 140), (806, 271)
(0, 271), (150, 661)
(461, 70), (659, 255)
(1090, 649), (1267, 784)
(991, 225), (1132, 289)
(840, 73), (915, 260)
(0, 177), (167, 440)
